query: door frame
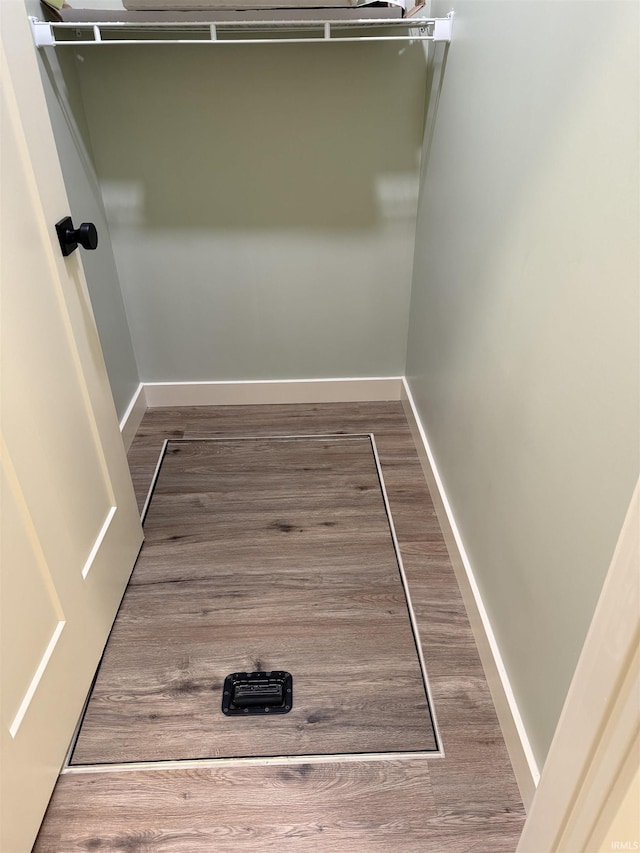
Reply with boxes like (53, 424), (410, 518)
(518, 480), (639, 851)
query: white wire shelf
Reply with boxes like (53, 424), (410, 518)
(29, 12), (453, 47)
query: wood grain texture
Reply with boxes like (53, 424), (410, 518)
(34, 762), (525, 853)
(71, 436), (436, 764)
(35, 403), (526, 851)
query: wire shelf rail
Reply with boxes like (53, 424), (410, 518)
(29, 12), (453, 47)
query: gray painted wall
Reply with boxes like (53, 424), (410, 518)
(36, 47), (140, 420)
(73, 43), (426, 381)
(406, 0), (639, 766)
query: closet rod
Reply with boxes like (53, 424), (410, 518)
(29, 13), (453, 47)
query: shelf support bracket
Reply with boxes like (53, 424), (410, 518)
(30, 17), (56, 47)
(432, 12), (453, 42)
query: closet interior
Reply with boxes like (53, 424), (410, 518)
(20, 0), (640, 848)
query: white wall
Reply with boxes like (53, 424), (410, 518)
(73, 42), (426, 381)
(407, 0), (639, 767)
(36, 46), (140, 420)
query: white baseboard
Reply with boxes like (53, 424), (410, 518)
(119, 383), (147, 452)
(143, 377), (403, 408)
(400, 378), (540, 810)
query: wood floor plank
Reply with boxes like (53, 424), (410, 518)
(35, 402), (526, 851)
(33, 761), (522, 853)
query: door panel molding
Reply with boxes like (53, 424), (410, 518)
(0, 4), (143, 850)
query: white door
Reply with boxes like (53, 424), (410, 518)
(0, 5), (144, 851)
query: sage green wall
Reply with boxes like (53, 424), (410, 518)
(407, 1), (639, 766)
(35, 47), (140, 420)
(75, 43), (426, 381)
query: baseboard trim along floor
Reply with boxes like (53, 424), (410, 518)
(119, 383), (147, 452)
(140, 377), (404, 408)
(400, 377), (540, 809)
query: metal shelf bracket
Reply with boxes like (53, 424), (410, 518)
(30, 16), (56, 47)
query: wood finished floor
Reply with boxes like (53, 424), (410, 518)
(34, 402), (525, 852)
(70, 435), (437, 764)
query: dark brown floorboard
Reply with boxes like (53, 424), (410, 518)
(34, 403), (525, 852)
